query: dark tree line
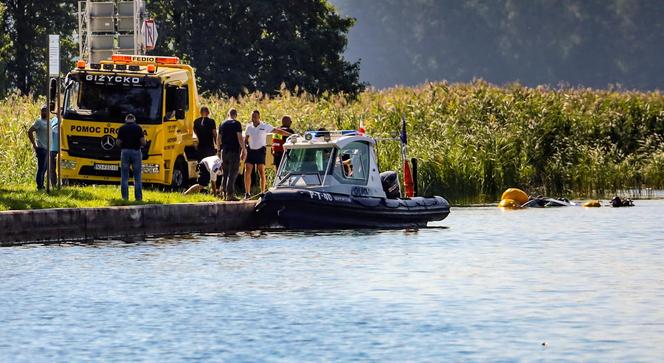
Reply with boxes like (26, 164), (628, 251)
(147, 0), (363, 97)
(0, 0), (363, 97)
(333, 0), (664, 90)
(1, 0), (77, 96)
(4, 0), (664, 97)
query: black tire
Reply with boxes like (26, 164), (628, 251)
(171, 157), (189, 190)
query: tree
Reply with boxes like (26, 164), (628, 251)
(147, 0), (364, 97)
(0, 3), (11, 97)
(1, 0), (77, 96)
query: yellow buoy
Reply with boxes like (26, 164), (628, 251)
(498, 198), (520, 209)
(501, 188), (529, 206)
(582, 200), (601, 208)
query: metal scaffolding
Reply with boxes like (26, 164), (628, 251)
(77, 0), (145, 63)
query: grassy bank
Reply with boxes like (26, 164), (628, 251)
(2, 80), (664, 203)
(0, 185), (216, 211)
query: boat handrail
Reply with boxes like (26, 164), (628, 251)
(286, 130), (362, 144)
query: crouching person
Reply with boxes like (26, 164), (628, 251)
(184, 155), (222, 196)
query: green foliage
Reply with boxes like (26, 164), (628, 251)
(146, 0), (363, 97)
(204, 82), (664, 202)
(2, 81), (664, 203)
(0, 93), (41, 183)
(0, 0), (360, 98)
(1, 0), (77, 96)
(0, 3), (11, 97)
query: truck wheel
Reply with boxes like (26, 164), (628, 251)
(171, 158), (189, 190)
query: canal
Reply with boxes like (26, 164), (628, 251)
(1, 201), (663, 361)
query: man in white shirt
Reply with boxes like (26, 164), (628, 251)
(243, 110), (292, 198)
(184, 155), (222, 196)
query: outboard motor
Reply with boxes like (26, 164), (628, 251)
(380, 171), (401, 199)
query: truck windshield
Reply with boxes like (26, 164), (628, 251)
(64, 75), (163, 124)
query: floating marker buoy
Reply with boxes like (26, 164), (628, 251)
(498, 198), (520, 209)
(501, 188), (529, 206)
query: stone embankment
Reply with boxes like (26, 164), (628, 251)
(0, 202), (257, 246)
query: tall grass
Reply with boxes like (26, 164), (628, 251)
(2, 80), (664, 203)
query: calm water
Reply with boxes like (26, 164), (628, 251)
(1, 201), (664, 362)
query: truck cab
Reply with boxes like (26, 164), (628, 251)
(59, 54), (200, 188)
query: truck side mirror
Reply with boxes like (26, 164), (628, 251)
(48, 78), (58, 112)
(174, 88), (188, 119)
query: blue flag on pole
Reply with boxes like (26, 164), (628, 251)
(400, 114), (408, 145)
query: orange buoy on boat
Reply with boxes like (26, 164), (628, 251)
(500, 188), (529, 206)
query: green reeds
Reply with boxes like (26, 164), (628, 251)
(2, 80), (663, 204)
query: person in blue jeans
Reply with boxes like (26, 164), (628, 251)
(27, 106), (58, 190)
(48, 112), (59, 187)
(117, 114), (146, 201)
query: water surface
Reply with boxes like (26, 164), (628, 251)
(1, 201), (663, 362)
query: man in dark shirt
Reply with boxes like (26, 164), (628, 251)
(117, 114), (146, 201)
(271, 115), (295, 169)
(217, 108), (246, 201)
(193, 106), (217, 158)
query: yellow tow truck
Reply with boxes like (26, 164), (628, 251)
(59, 54), (201, 188)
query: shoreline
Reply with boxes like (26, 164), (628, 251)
(0, 201), (257, 246)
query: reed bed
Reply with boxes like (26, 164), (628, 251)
(2, 80), (663, 203)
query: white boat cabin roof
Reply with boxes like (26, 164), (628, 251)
(283, 130), (375, 150)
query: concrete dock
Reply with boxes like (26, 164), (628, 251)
(0, 201), (257, 246)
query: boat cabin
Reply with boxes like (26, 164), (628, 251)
(274, 130), (387, 198)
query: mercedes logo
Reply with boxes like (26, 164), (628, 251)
(100, 135), (116, 151)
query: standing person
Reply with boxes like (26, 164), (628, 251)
(184, 155), (223, 195)
(193, 106), (217, 158)
(271, 115), (295, 169)
(27, 106), (57, 190)
(48, 110), (60, 187)
(117, 114), (146, 201)
(243, 110), (292, 199)
(217, 108), (246, 201)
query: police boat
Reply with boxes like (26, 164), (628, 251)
(255, 130), (450, 229)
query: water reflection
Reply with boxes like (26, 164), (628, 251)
(1, 201), (663, 361)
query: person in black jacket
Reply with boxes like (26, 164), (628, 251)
(117, 114), (146, 201)
(217, 108), (246, 201)
(193, 106), (217, 158)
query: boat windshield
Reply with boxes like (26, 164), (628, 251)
(277, 147), (334, 186)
